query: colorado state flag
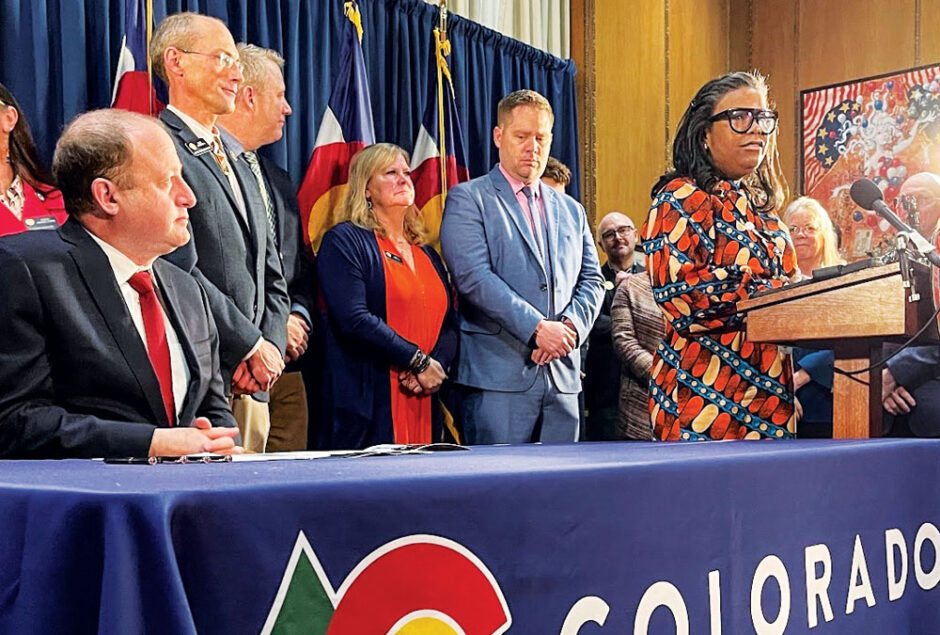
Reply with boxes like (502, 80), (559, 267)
(409, 28), (469, 250)
(297, 1), (375, 251)
(111, 0), (162, 115)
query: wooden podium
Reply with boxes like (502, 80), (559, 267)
(737, 261), (937, 438)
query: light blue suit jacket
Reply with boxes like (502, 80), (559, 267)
(441, 165), (604, 393)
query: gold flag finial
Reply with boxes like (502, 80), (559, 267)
(344, 1), (364, 43)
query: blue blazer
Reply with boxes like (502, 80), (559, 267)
(317, 222), (458, 449)
(440, 166), (604, 394)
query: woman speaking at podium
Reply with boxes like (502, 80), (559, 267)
(642, 71), (798, 441)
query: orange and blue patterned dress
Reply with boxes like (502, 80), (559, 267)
(642, 177), (798, 441)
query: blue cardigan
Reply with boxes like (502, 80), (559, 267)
(317, 222), (458, 449)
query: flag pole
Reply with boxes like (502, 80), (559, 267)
(345, 1), (364, 43)
(436, 1), (450, 203)
(145, 0), (154, 115)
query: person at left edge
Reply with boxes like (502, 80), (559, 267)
(0, 83), (67, 236)
(150, 13), (289, 452)
(0, 109), (240, 459)
(317, 143), (458, 450)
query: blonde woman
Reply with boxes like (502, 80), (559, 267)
(317, 143), (457, 449)
(782, 196), (845, 277)
(783, 196), (845, 437)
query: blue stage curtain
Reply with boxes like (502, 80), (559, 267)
(0, 0), (580, 199)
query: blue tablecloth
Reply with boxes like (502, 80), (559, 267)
(1, 440), (939, 634)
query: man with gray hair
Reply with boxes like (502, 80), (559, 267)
(217, 43), (315, 451)
(883, 172), (940, 436)
(151, 12), (289, 452)
(441, 89), (604, 444)
(0, 109), (240, 458)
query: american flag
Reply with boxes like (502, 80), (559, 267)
(802, 85), (857, 193)
(802, 67), (940, 193)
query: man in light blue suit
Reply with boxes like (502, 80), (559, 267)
(441, 90), (604, 444)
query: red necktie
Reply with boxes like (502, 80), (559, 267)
(128, 271), (175, 426)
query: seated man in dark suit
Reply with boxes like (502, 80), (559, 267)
(882, 172), (940, 436)
(0, 109), (241, 459)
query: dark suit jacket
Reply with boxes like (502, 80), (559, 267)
(585, 261), (644, 412)
(888, 344), (940, 392)
(159, 110), (289, 392)
(259, 155), (318, 373)
(317, 222), (458, 449)
(260, 156), (315, 317)
(886, 344), (940, 436)
(0, 219), (235, 459)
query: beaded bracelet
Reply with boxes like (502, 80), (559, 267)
(408, 349), (431, 374)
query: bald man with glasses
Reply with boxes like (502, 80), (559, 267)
(584, 212), (644, 440)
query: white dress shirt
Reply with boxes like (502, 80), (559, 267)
(87, 230), (190, 415)
(166, 105), (264, 361)
(166, 104), (247, 219)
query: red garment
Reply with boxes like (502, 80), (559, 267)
(0, 180), (67, 237)
(127, 271), (176, 427)
(377, 234), (447, 444)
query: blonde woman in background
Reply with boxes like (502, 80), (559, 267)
(782, 196), (844, 277)
(782, 196), (846, 437)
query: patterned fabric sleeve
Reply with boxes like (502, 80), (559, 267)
(643, 179), (792, 338)
(644, 182), (748, 336)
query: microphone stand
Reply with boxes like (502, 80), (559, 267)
(896, 228), (940, 269)
(894, 233), (921, 303)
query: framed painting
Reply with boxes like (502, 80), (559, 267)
(800, 63), (940, 260)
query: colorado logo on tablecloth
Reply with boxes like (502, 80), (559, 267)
(261, 532), (512, 634)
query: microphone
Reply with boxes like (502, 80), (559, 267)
(850, 178), (940, 269)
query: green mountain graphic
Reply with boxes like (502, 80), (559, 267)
(261, 532), (337, 635)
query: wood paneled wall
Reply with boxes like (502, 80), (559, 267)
(572, 0), (736, 228)
(749, 0), (930, 197)
(572, 0), (940, 228)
